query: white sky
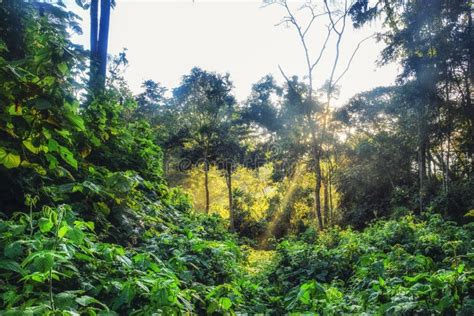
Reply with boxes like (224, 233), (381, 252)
(69, 0), (399, 105)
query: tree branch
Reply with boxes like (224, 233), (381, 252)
(333, 34), (375, 87)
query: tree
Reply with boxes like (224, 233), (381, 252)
(266, 0), (369, 229)
(335, 86), (418, 225)
(350, 0), (473, 215)
(214, 120), (248, 231)
(135, 80), (168, 119)
(173, 67), (236, 214)
(88, 0), (112, 94)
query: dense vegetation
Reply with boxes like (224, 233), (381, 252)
(0, 0), (472, 314)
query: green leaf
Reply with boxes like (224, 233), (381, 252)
(45, 153), (58, 170)
(76, 295), (95, 306)
(68, 113), (85, 131)
(436, 294), (453, 312)
(58, 225), (70, 238)
(42, 76), (56, 86)
(0, 260), (26, 274)
(7, 104), (22, 116)
(464, 209), (474, 217)
(219, 297), (232, 310)
(30, 272), (47, 282)
(38, 217), (54, 233)
(208, 301), (219, 314)
(34, 254), (54, 273)
(4, 241), (23, 259)
(23, 140), (48, 154)
(76, 295), (109, 310)
(20, 160), (47, 176)
(0, 148), (21, 169)
(378, 276), (386, 287)
(64, 106), (85, 131)
(47, 139), (59, 152)
(56, 129), (72, 140)
(55, 292), (78, 310)
(58, 145), (78, 169)
(66, 227), (85, 244)
(57, 62), (68, 75)
(3, 153), (21, 168)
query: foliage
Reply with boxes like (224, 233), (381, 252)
(266, 214), (474, 314)
(0, 0), (473, 314)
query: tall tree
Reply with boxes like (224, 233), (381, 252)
(350, 0), (473, 214)
(89, 0), (111, 94)
(173, 68), (236, 214)
(267, 0), (368, 229)
(215, 121), (248, 231)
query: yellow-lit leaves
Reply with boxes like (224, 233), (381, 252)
(0, 147), (21, 169)
(58, 146), (78, 169)
(22, 139), (48, 154)
(21, 161), (47, 175)
(7, 104), (22, 116)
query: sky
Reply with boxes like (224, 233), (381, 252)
(70, 0), (399, 106)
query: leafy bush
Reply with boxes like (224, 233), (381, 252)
(265, 214), (474, 314)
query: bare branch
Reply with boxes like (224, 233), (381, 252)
(323, 0), (340, 35)
(302, 11), (328, 37)
(310, 25), (332, 71)
(274, 17), (292, 27)
(333, 34), (375, 87)
(326, 0), (350, 99)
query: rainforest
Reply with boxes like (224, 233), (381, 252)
(0, 0), (473, 315)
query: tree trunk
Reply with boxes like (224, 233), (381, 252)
(328, 170), (334, 225)
(418, 144), (425, 214)
(417, 103), (428, 215)
(204, 162), (210, 214)
(90, 0), (98, 55)
(467, 4), (473, 164)
(323, 171), (329, 226)
(446, 133), (451, 206)
(314, 153), (324, 230)
(89, 0), (99, 92)
(97, 0), (111, 90)
(226, 168), (234, 231)
(427, 151), (432, 181)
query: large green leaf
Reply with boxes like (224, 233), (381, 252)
(0, 147), (21, 169)
(4, 241), (24, 259)
(57, 62), (68, 75)
(45, 153), (58, 169)
(58, 145), (78, 169)
(219, 297), (232, 310)
(38, 217), (54, 233)
(66, 227), (85, 244)
(23, 140), (48, 154)
(64, 102), (85, 131)
(33, 254), (54, 273)
(0, 260), (26, 274)
(58, 225), (70, 238)
(20, 160), (47, 175)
